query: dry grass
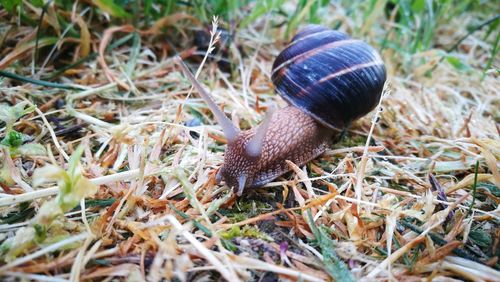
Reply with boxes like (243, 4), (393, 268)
(0, 3), (499, 282)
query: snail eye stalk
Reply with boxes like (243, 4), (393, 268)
(175, 56), (240, 143)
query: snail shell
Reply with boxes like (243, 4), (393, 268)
(271, 25), (387, 130)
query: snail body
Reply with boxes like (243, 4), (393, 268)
(176, 25), (386, 196)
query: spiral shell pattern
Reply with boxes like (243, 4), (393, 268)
(271, 25), (386, 130)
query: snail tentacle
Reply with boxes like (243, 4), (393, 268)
(175, 56), (240, 143)
(245, 107), (275, 158)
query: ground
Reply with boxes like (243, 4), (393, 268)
(0, 1), (498, 281)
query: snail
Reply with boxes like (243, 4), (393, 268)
(175, 25), (386, 196)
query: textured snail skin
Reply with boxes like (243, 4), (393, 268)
(219, 106), (331, 190)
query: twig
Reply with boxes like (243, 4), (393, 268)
(166, 215), (240, 281)
(354, 83), (389, 209)
(400, 220), (484, 262)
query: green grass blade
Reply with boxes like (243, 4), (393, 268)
(306, 209), (355, 282)
(0, 70), (84, 90)
(126, 32), (141, 77)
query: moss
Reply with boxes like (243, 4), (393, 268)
(332, 134), (367, 149)
(220, 199), (274, 223)
(220, 225), (273, 241)
(228, 213), (247, 223)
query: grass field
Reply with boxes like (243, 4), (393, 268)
(0, 0), (499, 281)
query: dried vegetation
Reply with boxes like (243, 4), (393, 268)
(0, 1), (499, 281)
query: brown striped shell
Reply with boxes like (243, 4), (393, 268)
(271, 25), (387, 130)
